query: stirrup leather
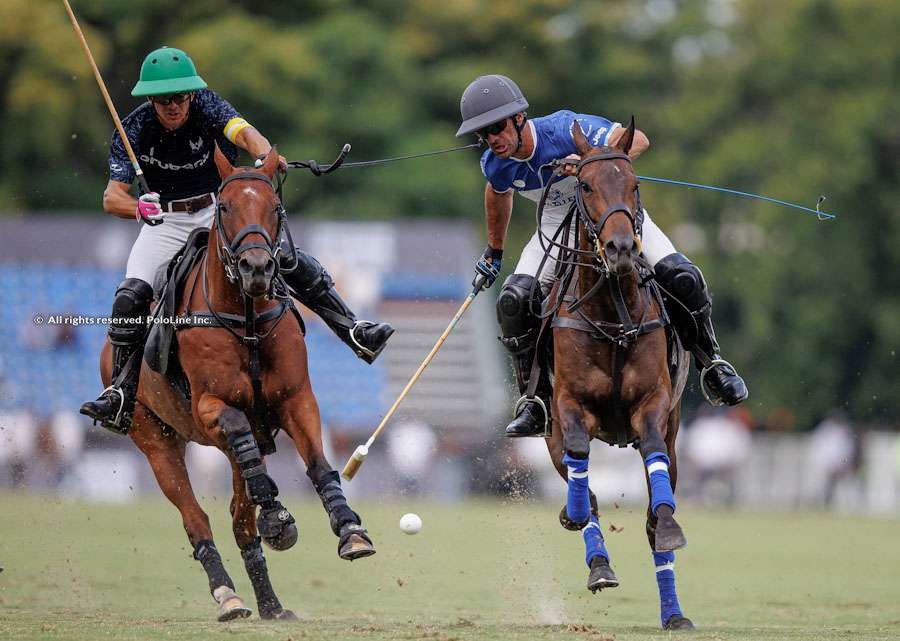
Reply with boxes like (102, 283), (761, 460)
(512, 394), (551, 437)
(348, 320), (378, 360)
(699, 358), (737, 406)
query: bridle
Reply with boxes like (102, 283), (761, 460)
(214, 171), (286, 286)
(573, 151), (643, 270)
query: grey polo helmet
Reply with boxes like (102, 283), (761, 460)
(455, 74), (529, 137)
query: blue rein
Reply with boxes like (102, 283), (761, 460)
(636, 175), (836, 220)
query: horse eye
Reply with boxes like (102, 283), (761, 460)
(580, 181), (592, 193)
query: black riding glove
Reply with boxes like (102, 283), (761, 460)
(473, 245), (503, 290)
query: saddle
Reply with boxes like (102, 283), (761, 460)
(145, 227), (210, 380)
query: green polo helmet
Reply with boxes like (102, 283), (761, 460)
(131, 46), (207, 97)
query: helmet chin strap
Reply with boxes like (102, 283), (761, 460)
(512, 114), (527, 153)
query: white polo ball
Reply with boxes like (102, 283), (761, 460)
(398, 512), (422, 535)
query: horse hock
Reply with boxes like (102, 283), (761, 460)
(220, 407), (298, 551)
(310, 468), (376, 560)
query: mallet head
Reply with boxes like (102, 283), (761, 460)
(341, 444), (369, 480)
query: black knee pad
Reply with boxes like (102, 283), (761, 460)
(654, 253), (710, 314)
(109, 278), (154, 345)
(285, 250), (333, 299)
(496, 274), (543, 354)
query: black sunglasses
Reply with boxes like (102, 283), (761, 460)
(477, 119), (509, 139)
(149, 92), (193, 106)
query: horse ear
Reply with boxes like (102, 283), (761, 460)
(572, 121), (593, 156)
(214, 144), (234, 179)
(615, 116), (635, 155)
(258, 146), (280, 179)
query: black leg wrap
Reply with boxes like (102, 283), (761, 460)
(193, 540), (234, 594)
(220, 409), (298, 551)
(221, 409), (279, 506)
(240, 538), (283, 617)
(311, 470), (360, 535)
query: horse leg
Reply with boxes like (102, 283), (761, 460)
(556, 398), (618, 592)
(643, 407), (694, 630)
(227, 460), (298, 621)
(634, 397), (687, 553)
(129, 403), (251, 622)
(198, 395), (298, 551)
(278, 388), (375, 561)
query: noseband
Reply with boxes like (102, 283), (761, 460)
(574, 151), (643, 262)
(214, 171), (285, 284)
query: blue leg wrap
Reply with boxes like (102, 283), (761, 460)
(653, 551), (683, 625)
(582, 514), (609, 567)
(562, 453), (590, 525)
(645, 452), (675, 514)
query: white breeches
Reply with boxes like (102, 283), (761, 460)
(125, 203), (216, 287)
(513, 208), (677, 287)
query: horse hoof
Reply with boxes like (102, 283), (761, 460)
(558, 505), (589, 531)
(654, 515), (687, 552)
(663, 614), (695, 630)
(262, 522), (299, 551)
(213, 586), (252, 622)
(261, 608), (298, 621)
(586, 556), (619, 593)
(259, 503), (299, 551)
(338, 524), (376, 561)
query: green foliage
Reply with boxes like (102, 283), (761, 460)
(0, 0), (897, 427)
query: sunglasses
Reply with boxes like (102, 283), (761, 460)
(149, 92), (193, 106)
(477, 119), (509, 139)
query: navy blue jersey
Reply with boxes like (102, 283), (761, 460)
(108, 89), (246, 202)
(480, 110), (619, 216)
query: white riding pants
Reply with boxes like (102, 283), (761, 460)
(125, 203), (216, 287)
(513, 207), (677, 287)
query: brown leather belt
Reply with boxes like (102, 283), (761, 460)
(162, 193), (214, 214)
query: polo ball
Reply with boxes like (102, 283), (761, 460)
(398, 513), (422, 535)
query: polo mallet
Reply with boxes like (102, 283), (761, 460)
(62, 0), (151, 197)
(341, 274), (488, 480)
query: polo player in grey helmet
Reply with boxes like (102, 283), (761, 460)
(457, 74), (748, 438)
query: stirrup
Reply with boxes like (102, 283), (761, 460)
(699, 358), (736, 406)
(86, 385), (129, 434)
(348, 320), (378, 360)
(513, 394), (551, 437)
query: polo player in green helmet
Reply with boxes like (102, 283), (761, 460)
(80, 46), (394, 433)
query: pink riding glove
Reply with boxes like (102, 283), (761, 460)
(136, 192), (165, 225)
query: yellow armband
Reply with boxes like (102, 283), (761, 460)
(224, 117), (251, 143)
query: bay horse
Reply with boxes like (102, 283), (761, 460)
(97, 148), (375, 621)
(543, 120), (694, 630)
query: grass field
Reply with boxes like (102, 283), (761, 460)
(1, 491), (898, 641)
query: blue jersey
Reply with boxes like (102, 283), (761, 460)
(480, 110), (620, 215)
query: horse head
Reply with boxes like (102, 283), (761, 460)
(572, 118), (641, 277)
(213, 146), (284, 298)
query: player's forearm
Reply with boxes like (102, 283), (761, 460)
(102, 183), (139, 219)
(485, 187), (513, 250)
(235, 126), (273, 159)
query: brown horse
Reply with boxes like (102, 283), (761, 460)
(98, 148), (374, 621)
(543, 120), (693, 630)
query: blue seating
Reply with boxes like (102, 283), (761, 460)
(0, 263), (386, 427)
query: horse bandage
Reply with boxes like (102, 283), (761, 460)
(224, 117), (251, 143)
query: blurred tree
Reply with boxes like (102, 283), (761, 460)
(0, 0), (896, 426)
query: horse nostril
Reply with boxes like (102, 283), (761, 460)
(238, 257), (252, 275)
(605, 240), (618, 255)
(264, 259), (276, 276)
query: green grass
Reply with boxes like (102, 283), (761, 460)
(1, 491), (898, 640)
